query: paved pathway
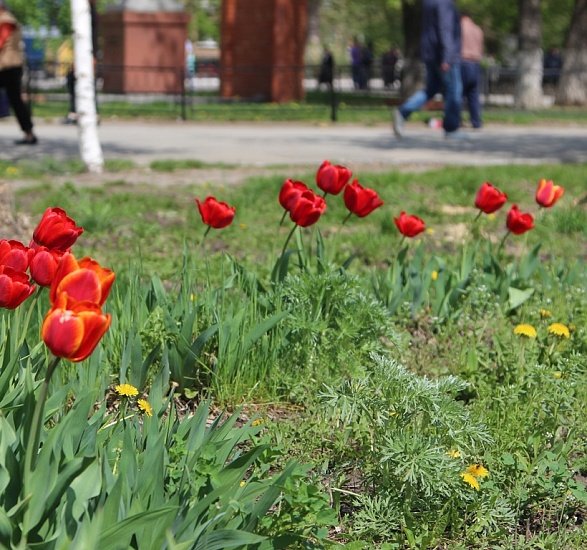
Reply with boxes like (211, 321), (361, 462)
(1, 119), (587, 169)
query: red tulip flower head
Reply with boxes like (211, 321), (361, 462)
(506, 205), (534, 235)
(0, 265), (36, 309)
(394, 211), (426, 238)
(475, 182), (508, 214)
(535, 178), (564, 208)
(0, 239), (34, 272)
(316, 160), (352, 195)
(279, 179), (309, 211)
(289, 189), (327, 227)
(41, 292), (112, 362)
(195, 196), (236, 229)
(343, 179), (384, 218)
(32, 207), (84, 251)
(29, 246), (66, 287)
(49, 253), (115, 306)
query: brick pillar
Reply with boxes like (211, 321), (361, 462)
(220, 0), (307, 103)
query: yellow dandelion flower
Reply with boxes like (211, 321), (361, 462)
(466, 463), (489, 478)
(513, 324), (537, 338)
(431, 270), (438, 281)
(426, 228), (435, 235)
(447, 450), (461, 458)
(461, 472), (479, 490)
(137, 399), (153, 417)
(553, 372), (563, 378)
(539, 309), (552, 318)
(548, 323), (570, 339)
(251, 419), (264, 427)
(115, 383), (139, 397)
(240, 480), (246, 487)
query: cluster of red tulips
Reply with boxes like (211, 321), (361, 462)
(194, 160), (429, 240)
(475, 178), (564, 236)
(0, 207), (114, 362)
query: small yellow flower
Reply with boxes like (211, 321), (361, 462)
(487, 213), (496, 221)
(190, 293), (195, 302)
(115, 383), (139, 397)
(461, 472), (480, 490)
(539, 309), (552, 318)
(239, 223), (247, 230)
(431, 270), (438, 281)
(447, 450), (461, 458)
(548, 323), (570, 339)
(240, 480), (246, 487)
(426, 228), (435, 235)
(466, 463), (489, 478)
(137, 399), (153, 417)
(389, 411), (398, 417)
(5, 166), (19, 176)
(513, 324), (537, 338)
(252, 419), (264, 427)
(553, 372), (563, 378)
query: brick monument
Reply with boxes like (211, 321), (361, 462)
(100, 0), (189, 94)
(220, 0), (307, 103)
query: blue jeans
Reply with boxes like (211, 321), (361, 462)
(398, 61), (462, 133)
(461, 61), (482, 128)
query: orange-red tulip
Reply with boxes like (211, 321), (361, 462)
(0, 266), (36, 309)
(279, 179), (309, 211)
(195, 196), (236, 229)
(289, 189), (326, 227)
(49, 253), (115, 306)
(394, 211), (426, 238)
(316, 160), (352, 195)
(343, 179), (384, 218)
(475, 182), (508, 214)
(535, 178), (564, 208)
(32, 207), (84, 251)
(41, 292), (111, 362)
(506, 205), (534, 235)
(0, 239), (34, 272)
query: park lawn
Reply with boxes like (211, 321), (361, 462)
(4, 159), (587, 548)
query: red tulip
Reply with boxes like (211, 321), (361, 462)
(0, 239), (34, 272)
(535, 178), (564, 208)
(49, 253), (115, 307)
(0, 266), (36, 309)
(393, 211), (426, 238)
(32, 207), (84, 251)
(343, 179), (384, 218)
(41, 292), (111, 362)
(316, 160), (352, 195)
(289, 189), (326, 227)
(279, 179), (309, 211)
(475, 182), (508, 214)
(506, 205), (534, 235)
(195, 196), (236, 229)
(29, 245), (65, 287)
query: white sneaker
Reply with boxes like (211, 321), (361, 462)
(393, 109), (405, 138)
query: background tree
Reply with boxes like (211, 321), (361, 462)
(555, 0), (587, 105)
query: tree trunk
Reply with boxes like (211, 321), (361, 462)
(514, 0), (543, 109)
(306, 0), (322, 64)
(400, 0), (423, 97)
(555, 0), (587, 105)
(71, 0), (103, 173)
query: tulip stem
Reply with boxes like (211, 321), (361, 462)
(341, 212), (353, 225)
(18, 287), (43, 348)
(22, 355), (61, 536)
(473, 210), (482, 223)
(498, 231), (510, 255)
(279, 210), (288, 227)
(281, 223), (299, 259)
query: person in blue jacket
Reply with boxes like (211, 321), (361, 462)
(393, 0), (464, 138)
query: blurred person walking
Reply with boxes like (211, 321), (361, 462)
(0, 0), (37, 144)
(460, 10), (484, 129)
(393, 0), (463, 139)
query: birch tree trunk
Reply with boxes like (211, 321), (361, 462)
(555, 0), (587, 105)
(71, 0), (103, 173)
(514, 0), (544, 109)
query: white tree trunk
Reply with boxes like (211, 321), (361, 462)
(71, 0), (103, 173)
(514, 49), (544, 109)
(555, 48), (587, 105)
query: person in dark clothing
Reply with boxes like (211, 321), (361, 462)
(361, 42), (373, 90)
(0, 0), (37, 144)
(318, 46), (334, 90)
(393, 0), (464, 139)
(381, 46), (399, 88)
(543, 46), (562, 86)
